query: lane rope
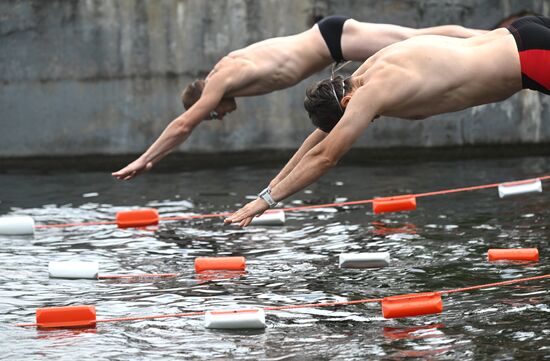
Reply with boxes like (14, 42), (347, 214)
(15, 273), (549, 327)
(97, 273), (178, 280)
(33, 175), (550, 229)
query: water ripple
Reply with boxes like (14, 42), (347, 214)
(1, 159), (549, 360)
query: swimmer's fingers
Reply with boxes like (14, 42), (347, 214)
(113, 169), (138, 181)
(121, 171), (137, 181)
(112, 165), (137, 180)
(224, 206), (251, 225)
(112, 167), (130, 179)
(224, 199), (269, 227)
(112, 160), (152, 181)
(239, 216), (254, 228)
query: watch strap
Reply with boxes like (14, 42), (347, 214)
(258, 187), (277, 208)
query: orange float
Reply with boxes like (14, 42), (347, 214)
(382, 292), (443, 318)
(195, 256), (246, 272)
(487, 248), (539, 262)
(116, 208), (159, 228)
(373, 195), (417, 214)
(36, 305), (97, 329)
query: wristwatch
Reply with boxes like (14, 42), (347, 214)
(258, 186), (277, 208)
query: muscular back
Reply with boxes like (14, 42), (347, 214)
(210, 27), (331, 97)
(210, 19), (485, 99)
(358, 28), (522, 120)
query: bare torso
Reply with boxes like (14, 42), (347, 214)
(208, 19), (485, 98)
(355, 28), (522, 119)
(207, 26), (331, 97)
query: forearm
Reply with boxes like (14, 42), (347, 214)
(223, 147), (337, 227)
(269, 88), (384, 203)
(139, 116), (194, 164)
(270, 149), (335, 202)
(139, 77), (228, 164)
(268, 129), (327, 188)
(224, 86), (383, 227)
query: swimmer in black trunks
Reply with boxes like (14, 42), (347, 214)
(507, 16), (550, 95)
(226, 16), (549, 227)
(113, 16), (485, 181)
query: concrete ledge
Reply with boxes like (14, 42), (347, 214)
(1, 144), (549, 172)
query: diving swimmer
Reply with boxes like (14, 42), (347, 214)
(225, 16), (549, 227)
(112, 16), (485, 180)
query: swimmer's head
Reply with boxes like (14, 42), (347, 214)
(304, 75), (352, 133)
(181, 79), (205, 110)
(181, 79), (237, 120)
(209, 97), (237, 120)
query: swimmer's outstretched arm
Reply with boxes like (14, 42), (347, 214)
(344, 22), (487, 62)
(268, 129), (328, 189)
(225, 86), (382, 227)
(414, 24), (488, 38)
(112, 76), (229, 181)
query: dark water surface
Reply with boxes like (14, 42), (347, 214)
(1, 155), (549, 360)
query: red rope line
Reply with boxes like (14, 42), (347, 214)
(95, 311), (205, 324)
(160, 212), (233, 221)
(86, 273), (550, 323)
(414, 176), (550, 199)
(439, 274), (550, 295)
(15, 273), (549, 327)
(35, 220), (116, 229)
(97, 273), (179, 279)
(263, 297), (383, 311)
(29, 175), (550, 229)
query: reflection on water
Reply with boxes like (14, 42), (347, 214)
(0, 155), (549, 360)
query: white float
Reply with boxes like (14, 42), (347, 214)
(48, 261), (99, 279)
(250, 210), (285, 226)
(339, 252), (391, 269)
(0, 216), (35, 235)
(498, 179), (542, 198)
(204, 308), (266, 329)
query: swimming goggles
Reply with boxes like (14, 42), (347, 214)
(330, 61), (351, 115)
(207, 111), (219, 120)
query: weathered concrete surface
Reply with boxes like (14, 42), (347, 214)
(0, 0), (549, 157)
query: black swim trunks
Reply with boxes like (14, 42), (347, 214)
(507, 16), (550, 95)
(317, 16), (351, 63)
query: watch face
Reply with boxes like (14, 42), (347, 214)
(260, 192), (275, 207)
(259, 187), (271, 198)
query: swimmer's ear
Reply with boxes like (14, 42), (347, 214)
(341, 95), (352, 109)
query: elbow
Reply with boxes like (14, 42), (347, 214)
(322, 154), (339, 169)
(308, 148), (339, 170)
(445, 25), (468, 38)
(179, 123), (193, 136)
(400, 28), (417, 41)
(173, 117), (195, 136)
(439, 25), (481, 38)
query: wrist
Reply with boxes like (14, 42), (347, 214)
(138, 153), (151, 163)
(258, 186), (277, 208)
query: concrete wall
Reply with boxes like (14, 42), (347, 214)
(0, 0), (549, 157)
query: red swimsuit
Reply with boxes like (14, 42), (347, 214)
(507, 16), (550, 95)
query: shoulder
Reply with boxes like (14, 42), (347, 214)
(216, 54), (257, 70)
(214, 55), (239, 69)
(208, 56), (252, 80)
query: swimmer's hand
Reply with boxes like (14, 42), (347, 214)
(224, 198), (269, 227)
(112, 158), (153, 181)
